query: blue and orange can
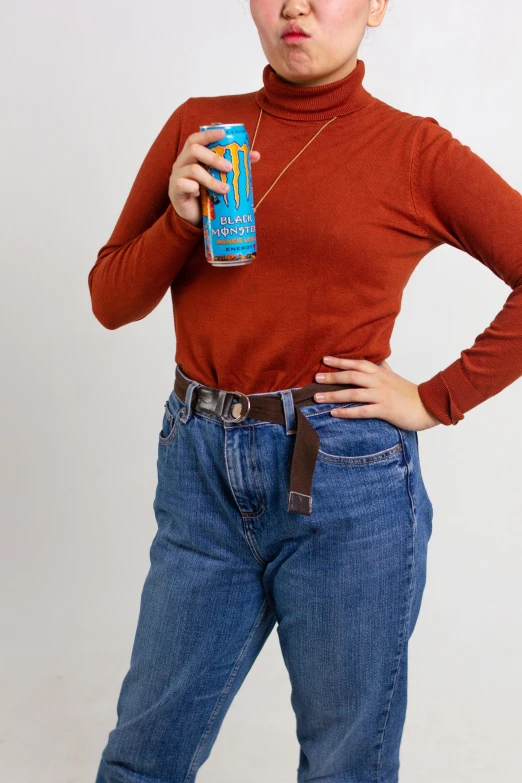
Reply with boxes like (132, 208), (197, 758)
(199, 122), (257, 266)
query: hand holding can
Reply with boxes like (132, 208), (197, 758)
(168, 128), (261, 231)
(198, 123), (258, 266)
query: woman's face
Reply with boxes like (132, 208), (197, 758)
(249, 0), (388, 86)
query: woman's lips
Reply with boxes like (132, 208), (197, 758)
(282, 33), (310, 44)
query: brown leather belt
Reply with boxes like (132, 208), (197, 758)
(173, 365), (360, 517)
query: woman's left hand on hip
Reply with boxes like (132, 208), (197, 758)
(314, 356), (441, 432)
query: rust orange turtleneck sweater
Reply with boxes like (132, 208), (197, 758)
(88, 59), (522, 426)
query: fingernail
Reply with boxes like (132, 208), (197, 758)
(315, 393), (325, 401)
(323, 356), (333, 361)
(316, 374), (325, 381)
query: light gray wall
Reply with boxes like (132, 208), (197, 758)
(1, 1), (521, 781)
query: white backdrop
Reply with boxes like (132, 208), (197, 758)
(1, 1), (521, 781)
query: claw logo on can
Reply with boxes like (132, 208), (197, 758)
(199, 123), (257, 267)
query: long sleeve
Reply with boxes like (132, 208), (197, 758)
(88, 100), (203, 330)
(412, 117), (522, 425)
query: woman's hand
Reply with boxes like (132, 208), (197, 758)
(169, 128), (261, 228)
(314, 356), (442, 431)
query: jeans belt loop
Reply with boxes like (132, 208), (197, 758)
(281, 390), (297, 435)
(180, 380), (202, 423)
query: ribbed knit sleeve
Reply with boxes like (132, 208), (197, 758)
(412, 117), (522, 425)
(88, 100), (203, 330)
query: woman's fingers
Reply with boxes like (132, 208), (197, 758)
(175, 130), (229, 194)
(314, 358), (382, 404)
(174, 177), (202, 198)
(315, 386), (381, 404)
(184, 127), (227, 150)
(177, 161), (230, 195)
(330, 403), (381, 418)
(322, 356), (380, 373)
(177, 139), (260, 196)
(182, 130), (261, 169)
(315, 368), (380, 388)
(185, 141), (233, 173)
(170, 127), (261, 224)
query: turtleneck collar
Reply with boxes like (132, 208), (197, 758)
(255, 58), (372, 121)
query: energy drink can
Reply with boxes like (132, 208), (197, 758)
(199, 122), (257, 266)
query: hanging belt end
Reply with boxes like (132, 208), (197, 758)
(288, 491), (313, 516)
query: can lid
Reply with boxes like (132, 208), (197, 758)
(200, 123), (245, 130)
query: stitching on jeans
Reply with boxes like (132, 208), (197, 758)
(182, 598), (272, 783)
(374, 429), (416, 782)
(222, 429), (265, 529)
(317, 443), (402, 465)
(242, 518), (267, 562)
(158, 409), (182, 447)
(249, 425), (265, 514)
(303, 402), (362, 419)
(223, 427), (245, 517)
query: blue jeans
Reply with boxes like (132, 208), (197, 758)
(95, 365), (433, 783)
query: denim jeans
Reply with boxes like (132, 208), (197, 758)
(95, 365), (433, 783)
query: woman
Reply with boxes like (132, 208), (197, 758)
(89, 2), (522, 781)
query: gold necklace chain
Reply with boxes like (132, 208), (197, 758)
(251, 108), (338, 212)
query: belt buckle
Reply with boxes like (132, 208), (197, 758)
(225, 391), (251, 423)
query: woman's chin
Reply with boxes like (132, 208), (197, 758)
(272, 57), (322, 85)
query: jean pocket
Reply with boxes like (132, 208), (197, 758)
(158, 394), (184, 447)
(310, 402), (403, 465)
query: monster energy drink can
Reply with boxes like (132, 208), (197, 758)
(199, 122), (257, 266)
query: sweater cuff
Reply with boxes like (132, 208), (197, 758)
(417, 360), (486, 426)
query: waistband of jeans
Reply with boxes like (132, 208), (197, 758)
(172, 363), (375, 517)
